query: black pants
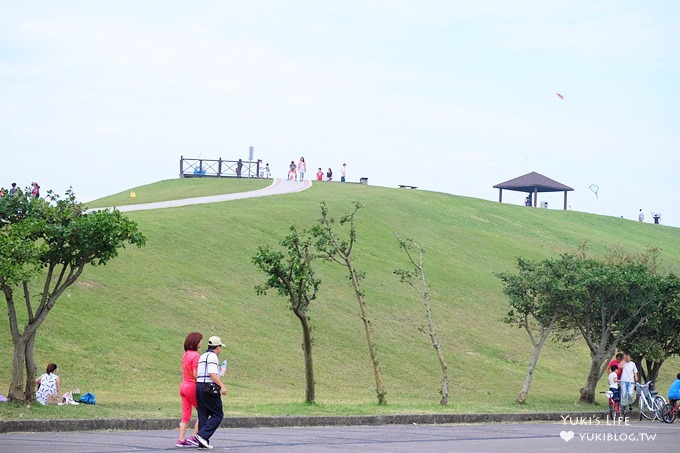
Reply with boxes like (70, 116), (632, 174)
(196, 383), (223, 441)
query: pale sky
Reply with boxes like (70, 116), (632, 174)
(2, 1), (679, 225)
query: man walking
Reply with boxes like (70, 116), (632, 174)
(195, 336), (228, 449)
(619, 352), (638, 411)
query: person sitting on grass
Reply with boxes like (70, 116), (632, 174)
(608, 365), (620, 402)
(35, 363), (60, 405)
(668, 373), (680, 406)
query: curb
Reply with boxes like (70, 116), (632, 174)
(0, 411), (605, 434)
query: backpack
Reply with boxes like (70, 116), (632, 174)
(79, 392), (96, 405)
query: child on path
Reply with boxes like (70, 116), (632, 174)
(288, 161), (297, 181)
(608, 365), (620, 402)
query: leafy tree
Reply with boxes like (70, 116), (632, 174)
(312, 202), (387, 405)
(560, 255), (668, 403)
(395, 236), (450, 405)
(252, 226), (320, 403)
(619, 274), (680, 384)
(0, 189), (145, 401)
(497, 257), (573, 404)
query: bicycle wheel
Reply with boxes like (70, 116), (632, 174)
(660, 403), (676, 424)
(640, 395), (655, 420)
(653, 396), (666, 421)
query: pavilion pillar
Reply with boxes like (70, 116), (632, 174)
(533, 188), (538, 208)
(498, 189), (503, 203)
(564, 191), (568, 210)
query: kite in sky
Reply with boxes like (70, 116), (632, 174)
(556, 93), (565, 100)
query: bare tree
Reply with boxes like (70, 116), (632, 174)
(312, 202), (387, 405)
(394, 235), (449, 405)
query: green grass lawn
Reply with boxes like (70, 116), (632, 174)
(1, 181), (679, 420)
(85, 177), (270, 208)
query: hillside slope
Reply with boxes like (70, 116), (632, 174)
(2, 180), (679, 417)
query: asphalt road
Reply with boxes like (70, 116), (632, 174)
(1, 421), (677, 452)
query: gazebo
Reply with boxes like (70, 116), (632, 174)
(494, 171), (573, 210)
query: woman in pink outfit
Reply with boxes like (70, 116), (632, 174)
(177, 332), (203, 447)
(297, 157), (307, 181)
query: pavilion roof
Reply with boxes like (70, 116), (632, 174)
(493, 171), (573, 193)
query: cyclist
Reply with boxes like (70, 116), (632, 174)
(608, 364), (620, 403)
(669, 373), (680, 406)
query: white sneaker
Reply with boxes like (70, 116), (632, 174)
(195, 435), (213, 449)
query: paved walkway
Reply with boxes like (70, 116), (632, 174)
(111, 179), (312, 213)
(1, 421), (677, 452)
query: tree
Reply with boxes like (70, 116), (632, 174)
(312, 202), (387, 405)
(0, 189), (145, 401)
(394, 236), (450, 405)
(619, 274), (680, 384)
(252, 226), (320, 403)
(497, 258), (571, 404)
(561, 255), (667, 403)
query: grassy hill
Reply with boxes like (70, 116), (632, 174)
(1, 179), (679, 419)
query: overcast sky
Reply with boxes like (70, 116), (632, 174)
(2, 1), (679, 226)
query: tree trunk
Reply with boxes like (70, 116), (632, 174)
(422, 290), (449, 405)
(516, 327), (551, 404)
(642, 359), (663, 385)
(9, 335), (29, 402)
(295, 309), (315, 403)
(24, 331), (38, 401)
(348, 260), (387, 405)
(579, 356), (605, 403)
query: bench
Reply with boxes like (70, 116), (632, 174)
(398, 185), (418, 189)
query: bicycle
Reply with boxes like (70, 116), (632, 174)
(601, 390), (622, 420)
(636, 380), (666, 421)
(660, 400), (678, 424)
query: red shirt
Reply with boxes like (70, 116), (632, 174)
(181, 350), (200, 384)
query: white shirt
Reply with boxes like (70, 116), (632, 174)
(196, 350), (219, 383)
(608, 371), (618, 388)
(620, 361), (638, 383)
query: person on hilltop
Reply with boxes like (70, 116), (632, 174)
(326, 168), (333, 182)
(236, 159), (243, 178)
(195, 336), (228, 449)
(31, 182), (40, 199)
(35, 363), (60, 405)
(619, 352), (638, 411)
(9, 182), (18, 196)
(265, 163), (271, 179)
(341, 163), (347, 182)
(638, 209), (644, 222)
(297, 157), (307, 182)
(177, 332), (203, 448)
(316, 168), (324, 181)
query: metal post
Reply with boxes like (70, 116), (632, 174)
(180, 155), (184, 178)
(199, 159), (203, 175)
(498, 189), (503, 203)
(564, 191), (568, 210)
(533, 188), (538, 208)
(218, 157), (222, 178)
